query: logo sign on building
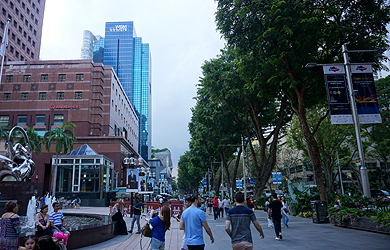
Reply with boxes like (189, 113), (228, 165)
(50, 105), (80, 110)
(109, 25), (128, 32)
(351, 65), (382, 124)
(272, 172), (282, 184)
(323, 65), (353, 124)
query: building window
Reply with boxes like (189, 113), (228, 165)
(15, 51), (19, 58)
(13, 20), (17, 27)
(27, 36), (31, 42)
(10, 46), (14, 53)
(6, 75), (13, 82)
(35, 115), (45, 125)
(20, 56), (24, 61)
(24, 19), (28, 26)
(4, 93), (11, 100)
(17, 115), (27, 125)
(23, 75), (31, 82)
(0, 115), (9, 126)
(75, 92), (82, 99)
(23, 31), (26, 37)
(30, 52), (34, 59)
(16, 38), (20, 45)
(53, 114), (64, 125)
(58, 74), (66, 81)
(26, 48), (30, 54)
(32, 41), (35, 47)
(21, 92), (28, 100)
(22, 43), (25, 49)
(41, 74), (48, 82)
(11, 33), (15, 40)
(57, 92), (64, 99)
(18, 26), (22, 33)
(76, 74), (84, 81)
(39, 92), (46, 100)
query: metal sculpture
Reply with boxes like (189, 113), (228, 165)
(0, 126), (36, 181)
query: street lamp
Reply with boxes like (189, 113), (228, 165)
(227, 135), (247, 201)
(305, 44), (385, 198)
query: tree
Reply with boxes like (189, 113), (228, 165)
(17, 127), (42, 156)
(215, 0), (390, 201)
(43, 123), (76, 196)
(200, 48), (292, 196)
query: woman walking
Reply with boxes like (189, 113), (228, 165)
(281, 196), (290, 228)
(0, 201), (21, 250)
(149, 205), (171, 250)
(35, 205), (51, 237)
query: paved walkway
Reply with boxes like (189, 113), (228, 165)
(67, 206), (390, 250)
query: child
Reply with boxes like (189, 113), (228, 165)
(19, 235), (38, 250)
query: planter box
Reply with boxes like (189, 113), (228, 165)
(334, 217), (390, 235)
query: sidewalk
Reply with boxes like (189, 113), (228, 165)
(70, 207), (390, 250)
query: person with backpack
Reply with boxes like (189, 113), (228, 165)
(149, 206), (171, 250)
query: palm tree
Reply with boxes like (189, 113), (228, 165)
(43, 123), (76, 196)
(17, 127), (42, 155)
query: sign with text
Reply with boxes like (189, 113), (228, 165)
(351, 65), (382, 124)
(272, 172), (282, 184)
(323, 65), (353, 124)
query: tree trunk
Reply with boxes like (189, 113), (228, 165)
(295, 91), (327, 202)
(52, 153), (58, 197)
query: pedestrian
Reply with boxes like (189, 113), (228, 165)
(35, 204), (51, 237)
(110, 203), (128, 235)
(218, 196), (224, 218)
(76, 197), (81, 209)
(248, 195), (255, 212)
(19, 235), (38, 250)
(179, 194), (214, 250)
(0, 200), (21, 250)
(174, 195), (193, 250)
(149, 206), (171, 250)
(37, 235), (66, 250)
(268, 193), (283, 240)
(281, 196), (291, 228)
(211, 196), (219, 220)
(222, 196), (231, 216)
(49, 202), (70, 237)
(225, 192), (264, 250)
(207, 197), (212, 215)
(129, 197), (142, 234)
(264, 198), (270, 212)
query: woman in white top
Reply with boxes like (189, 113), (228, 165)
(281, 196), (290, 227)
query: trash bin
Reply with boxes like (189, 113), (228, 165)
(310, 200), (329, 224)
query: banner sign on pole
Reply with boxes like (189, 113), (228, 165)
(350, 65), (382, 124)
(236, 180), (242, 188)
(272, 172), (282, 184)
(323, 65), (353, 124)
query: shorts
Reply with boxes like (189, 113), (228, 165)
(187, 244), (205, 250)
(151, 237), (165, 250)
(50, 224), (68, 234)
(232, 241), (253, 250)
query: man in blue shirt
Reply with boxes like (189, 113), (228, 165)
(129, 197), (142, 234)
(179, 194), (214, 250)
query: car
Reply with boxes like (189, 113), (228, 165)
(370, 189), (390, 198)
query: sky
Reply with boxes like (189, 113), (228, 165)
(39, 0), (226, 174)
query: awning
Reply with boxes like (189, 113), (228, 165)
(107, 189), (119, 193)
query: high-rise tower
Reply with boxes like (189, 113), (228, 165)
(81, 22), (151, 161)
(0, 0), (46, 62)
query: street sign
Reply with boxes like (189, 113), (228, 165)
(236, 180), (242, 188)
(272, 172), (282, 184)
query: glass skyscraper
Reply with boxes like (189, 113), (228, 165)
(80, 22), (151, 161)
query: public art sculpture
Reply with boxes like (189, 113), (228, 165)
(0, 126), (36, 181)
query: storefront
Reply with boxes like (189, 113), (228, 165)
(53, 144), (116, 206)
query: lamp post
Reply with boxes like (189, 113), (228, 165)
(227, 135), (247, 201)
(304, 44), (385, 198)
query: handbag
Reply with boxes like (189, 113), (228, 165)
(141, 223), (152, 238)
(284, 208), (289, 214)
(36, 225), (43, 232)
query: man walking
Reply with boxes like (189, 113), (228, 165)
(180, 194), (214, 250)
(268, 193), (283, 240)
(129, 197), (142, 234)
(222, 196), (231, 217)
(225, 192), (264, 250)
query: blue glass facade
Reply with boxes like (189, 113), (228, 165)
(102, 22), (151, 161)
(93, 36), (105, 63)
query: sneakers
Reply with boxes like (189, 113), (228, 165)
(275, 237), (280, 241)
(279, 233), (283, 239)
(128, 230), (132, 233)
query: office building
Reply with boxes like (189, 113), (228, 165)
(0, 59), (142, 204)
(80, 21), (151, 162)
(0, 0), (46, 62)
